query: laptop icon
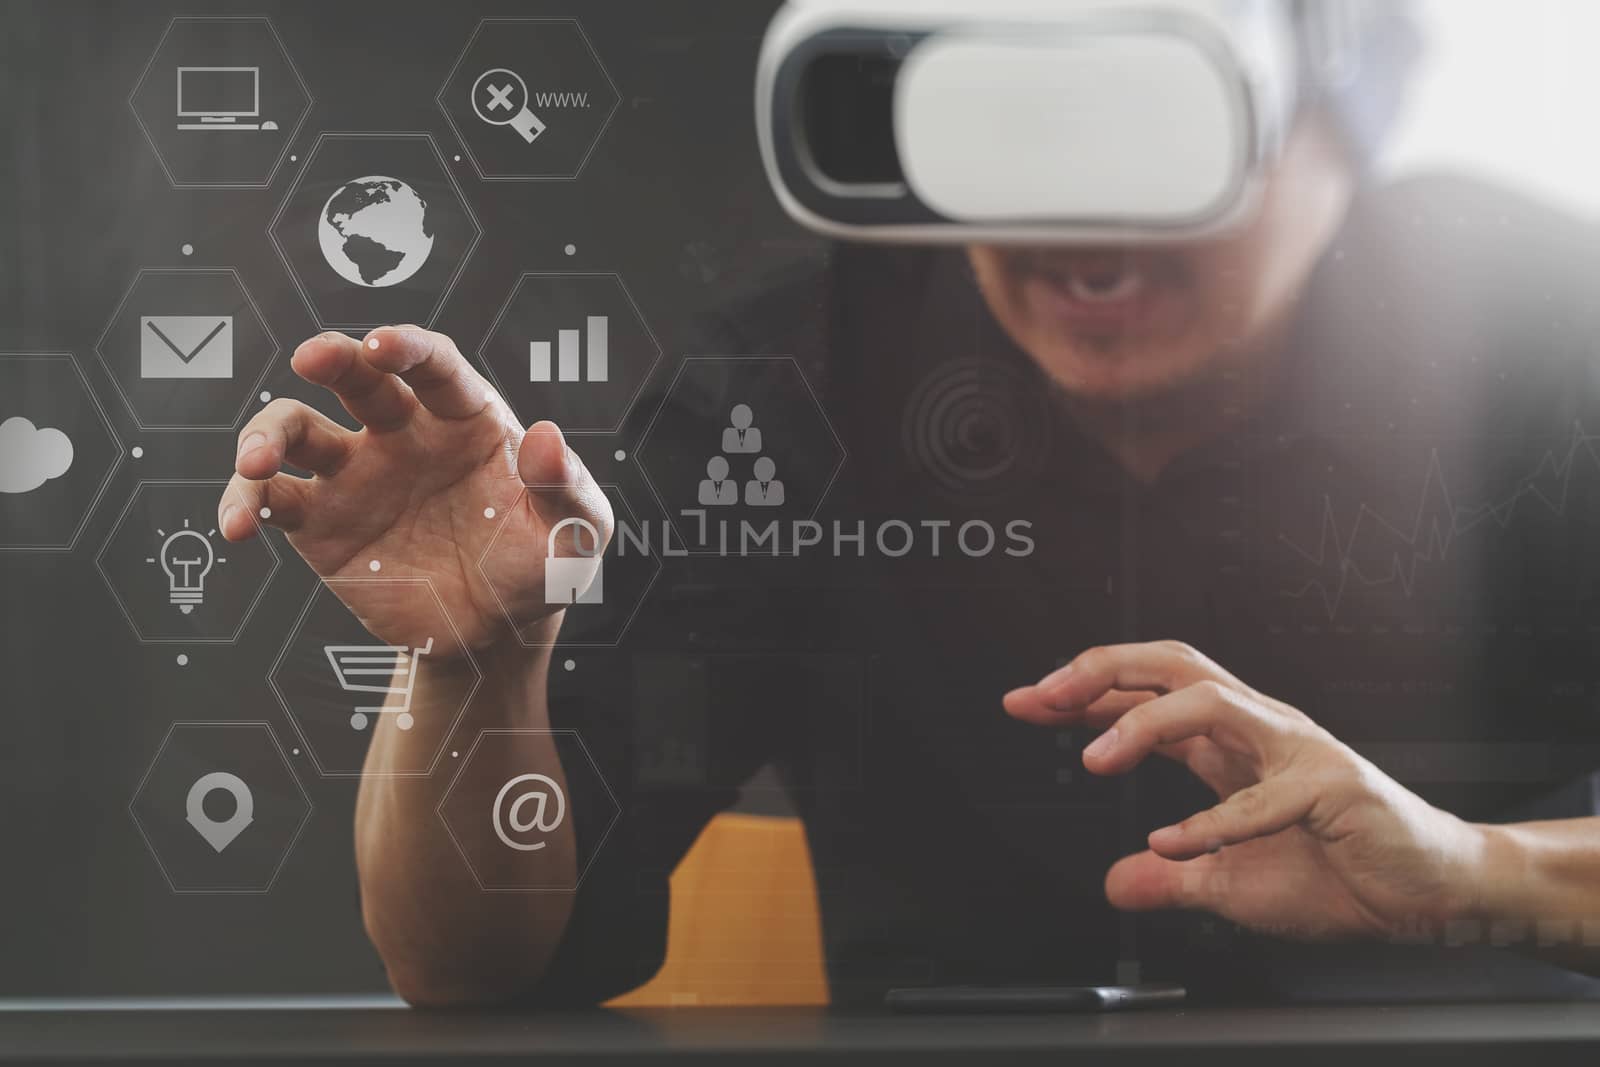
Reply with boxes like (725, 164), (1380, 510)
(140, 316), (234, 380)
(176, 67), (274, 131)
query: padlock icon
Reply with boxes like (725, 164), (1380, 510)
(544, 517), (605, 606)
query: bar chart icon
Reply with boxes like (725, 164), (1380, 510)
(530, 316), (608, 383)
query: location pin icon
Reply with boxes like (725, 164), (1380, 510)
(185, 772), (255, 853)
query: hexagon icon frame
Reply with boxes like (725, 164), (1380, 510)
(268, 132), (483, 333)
(269, 576), (482, 779)
(478, 272), (663, 435)
(437, 17), (621, 182)
(635, 356), (849, 557)
(95, 267), (280, 432)
(438, 728), (620, 893)
(0, 352), (124, 553)
(129, 721), (312, 895)
(128, 16), (313, 189)
(95, 479), (280, 645)
(477, 483), (661, 649)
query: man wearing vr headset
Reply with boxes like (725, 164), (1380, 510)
(221, 0), (1600, 1007)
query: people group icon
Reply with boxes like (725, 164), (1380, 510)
(698, 456), (737, 506)
(745, 456), (784, 506)
(698, 403), (784, 508)
(722, 403), (763, 454)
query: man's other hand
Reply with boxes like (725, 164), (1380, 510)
(1004, 641), (1492, 942)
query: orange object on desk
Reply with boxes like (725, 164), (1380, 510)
(607, 813), (829, 1007)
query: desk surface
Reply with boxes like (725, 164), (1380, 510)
(3, 1000), (1600, 1065)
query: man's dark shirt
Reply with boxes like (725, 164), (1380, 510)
(538, 176), (1600, 1006)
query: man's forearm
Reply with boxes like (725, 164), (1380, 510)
(1472, 817), (1600, 974)
(355, 619), (579, 1005)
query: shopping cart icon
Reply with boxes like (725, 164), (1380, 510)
(324, 638), (434, 732)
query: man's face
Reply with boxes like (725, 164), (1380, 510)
(966, 114), (1355, 402)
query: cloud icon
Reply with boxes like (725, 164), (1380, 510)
(0, 416), (75, 494)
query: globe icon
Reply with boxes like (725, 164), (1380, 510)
(317, 176), (435, 288)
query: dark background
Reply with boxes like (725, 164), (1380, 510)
(0, 0), (807, 996)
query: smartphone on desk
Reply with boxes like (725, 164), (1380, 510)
(885, 984), (1186, 1015)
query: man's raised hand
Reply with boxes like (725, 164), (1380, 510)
(218, 326), (612, 656)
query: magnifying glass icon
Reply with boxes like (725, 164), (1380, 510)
(471, 68), (547, 144)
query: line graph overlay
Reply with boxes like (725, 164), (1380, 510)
(1279, 421), (1600, 618)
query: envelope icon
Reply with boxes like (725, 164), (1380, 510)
(140, 316), (234, 380)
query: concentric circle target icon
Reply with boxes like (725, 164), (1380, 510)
(901, 358), (1053, 500)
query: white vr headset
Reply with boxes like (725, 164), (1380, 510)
(756, 0), (1364, 243)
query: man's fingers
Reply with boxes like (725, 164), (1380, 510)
(218, 474), (312, 541)
(290, 331), (417, 431)
(1002, 686), (1154, 727)
(1081, 681), (1285, 776)
(1035, 641), (1244, 711)
(520, 421), (579, 505)
(517, 422), (614, 556)
(1104, 850), (1225, 913)
(361, 326), (498, 421)
(1148, 780), (1314, 860)
(235, 399), (356, 480)
(1082, 689), (1158, 723)
(1001, 685), (1070, 726)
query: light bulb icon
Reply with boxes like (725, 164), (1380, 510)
(148, 520), (224, 615)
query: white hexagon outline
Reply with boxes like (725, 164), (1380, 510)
(267, 132), (483, 333)
(634, 356), (849, 557)
(435, 17), (622, 183)
(0, 352), (125, 553)
(128, 720), (313, 895)
(127, 16), (314, 190)
(94, 479), (280, 645)
(94, 267), (281, 433)
(477, 482), (662, 650)
(437, 728), (621, 893)
(477, 272), (663, 435)
(268, 575), (483, 779)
